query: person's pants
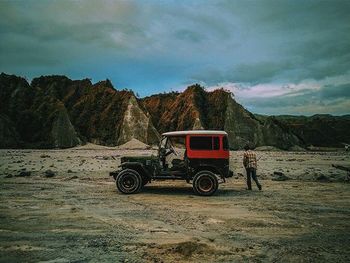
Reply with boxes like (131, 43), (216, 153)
(246, 168), (261, 190)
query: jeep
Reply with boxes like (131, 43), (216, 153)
(110, 130), (233, 196)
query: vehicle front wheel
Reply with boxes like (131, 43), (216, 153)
(116, 169), (142, 194)
(193, 170), (218, 196)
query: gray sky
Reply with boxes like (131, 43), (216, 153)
(1, 0), (349, 115)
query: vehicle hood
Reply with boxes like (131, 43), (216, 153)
(121, 155), (157, 164)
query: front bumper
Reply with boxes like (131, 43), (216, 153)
(109, 170), (120, 180)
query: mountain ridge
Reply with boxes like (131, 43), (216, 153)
(142, 85), (303, 149)
(1, 73), (349, 149)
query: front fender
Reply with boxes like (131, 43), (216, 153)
(120, 162), (152, 179)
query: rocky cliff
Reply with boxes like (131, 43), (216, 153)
(1, 73), (348, 149)
(117, 95), (159, 145)
(0, 114), (20, 148)
(273, 114), (350, 147)
(142, 85), (303, 150)
(0, 73), (159, 148)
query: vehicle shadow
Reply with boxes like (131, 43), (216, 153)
(142, 185), (194, 196)
(141, 185), (254, 197)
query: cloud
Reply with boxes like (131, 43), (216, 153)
(208, 81), (320, 99)
(0, 0), (349, 115)
(192, 0), (350, 84)
(208, 76), (350, 115)
(320, 84), (350, 100)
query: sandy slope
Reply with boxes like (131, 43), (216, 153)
(0, 148), (349, 262)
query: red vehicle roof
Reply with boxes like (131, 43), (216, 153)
(161, 131), (229, 159)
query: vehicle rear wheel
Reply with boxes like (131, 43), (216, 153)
(116, 169), (142, 194)
(193, 170), (218, 196)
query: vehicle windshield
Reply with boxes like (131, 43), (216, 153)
(160, 136), (172, 149)
(160, 136), (185, 150)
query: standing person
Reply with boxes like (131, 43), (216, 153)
(243, 145), (262, 191)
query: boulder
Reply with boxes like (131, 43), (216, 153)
(16, 171), (31, 177)
(44, 170), (56, 177)
(316, 174), (330, 182)
(272, 172), (290, 181)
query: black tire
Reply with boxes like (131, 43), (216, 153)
(116, 169), (142, 194)
(193, 170), (218, 196)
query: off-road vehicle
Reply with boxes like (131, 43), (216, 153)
(110, 130), (233, 196)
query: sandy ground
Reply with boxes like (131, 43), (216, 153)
(0, 148), (349, 262)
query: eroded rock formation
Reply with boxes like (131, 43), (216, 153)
(1, 73), (348, 149)
(0, 73), (159, 148)
(117, 95), (159, 145)
(142, 85), (304, 150)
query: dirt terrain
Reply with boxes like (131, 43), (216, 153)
(0, 147), (349, 262)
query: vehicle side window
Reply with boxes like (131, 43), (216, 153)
(223, 136), (229, 150)
(190, 136), (212, 150)
(213, 137), (219, 150)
